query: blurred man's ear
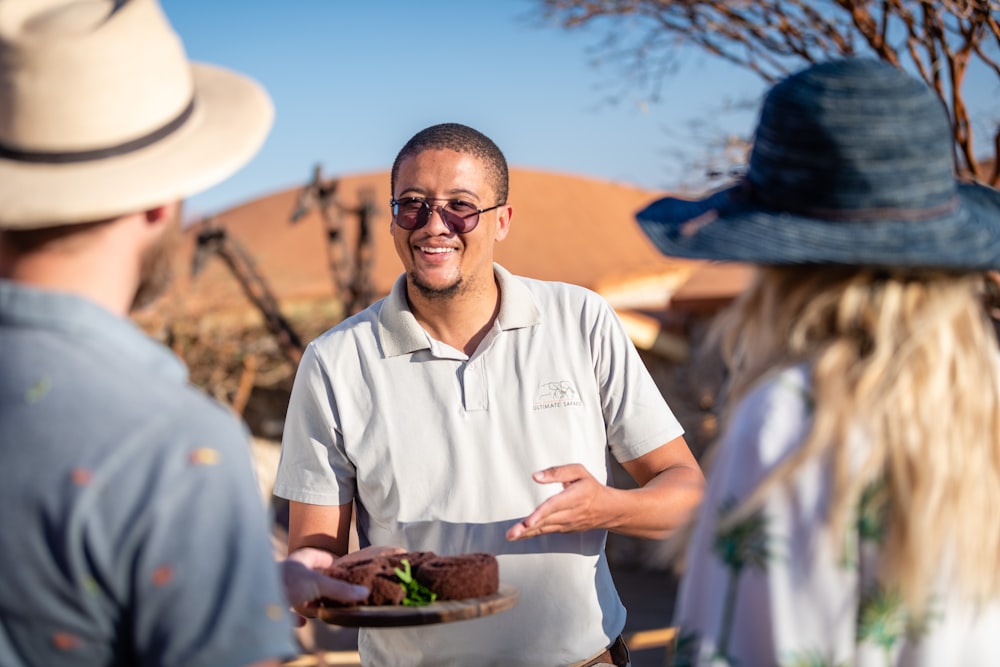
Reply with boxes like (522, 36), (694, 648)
(144, 202), (181, 226)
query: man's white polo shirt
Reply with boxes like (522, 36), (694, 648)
(274, 263), (684, 667)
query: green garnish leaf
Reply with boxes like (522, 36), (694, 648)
(394, 559), (437, 606)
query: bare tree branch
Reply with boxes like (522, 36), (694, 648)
(534, 0), (1000, 186)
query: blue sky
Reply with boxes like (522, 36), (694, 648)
(164, 1), (998, 219)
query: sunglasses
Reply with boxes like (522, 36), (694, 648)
(390, 197), (503, 234)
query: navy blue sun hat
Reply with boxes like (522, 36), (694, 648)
(636, 58), (1000, 269)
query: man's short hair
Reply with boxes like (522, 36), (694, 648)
(391, 123), (508, 204)
(0, 219), (111, 255)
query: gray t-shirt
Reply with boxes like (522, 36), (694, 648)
(0, 280), (297, 667)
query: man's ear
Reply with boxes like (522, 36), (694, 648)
(146, 204), (169, 223)
(495, 204), (513, 242)
(144, 204), (173, 225)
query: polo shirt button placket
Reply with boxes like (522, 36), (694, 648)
(461, 357), (488, 411)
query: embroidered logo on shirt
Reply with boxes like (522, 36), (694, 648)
(533, 380), (583, 410)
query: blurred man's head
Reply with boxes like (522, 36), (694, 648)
(0, 0), (273, 312)
(0, 0), (273, 230)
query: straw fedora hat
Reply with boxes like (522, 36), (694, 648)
(636, 58), (1000, 270)
(0, 0), (273, 229)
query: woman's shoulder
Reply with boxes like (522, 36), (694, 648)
(717, 363), (816, 473)
(734, 363), (813, 426)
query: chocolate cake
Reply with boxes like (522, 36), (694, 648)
(413, 553), (499, 601)
(382, 550), (437, 571)
(321, 551), (499, 606)
(368, 570), (407, 606)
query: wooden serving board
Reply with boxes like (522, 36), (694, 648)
(317, 584), (519, 628)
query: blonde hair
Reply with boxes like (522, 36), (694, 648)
(713, 265), (1000, 614)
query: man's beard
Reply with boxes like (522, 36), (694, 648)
(130, 212), (182, 312)
(411, 272), (462, 300)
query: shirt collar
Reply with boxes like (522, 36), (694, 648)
(377, 263), (542, 358)
(0, 280), (188, 383)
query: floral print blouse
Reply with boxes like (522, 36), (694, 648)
(672, 364), (1000, 666)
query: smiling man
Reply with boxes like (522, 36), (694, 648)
(274, 123), (704, 667)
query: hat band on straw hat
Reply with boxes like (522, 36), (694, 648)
(745, 180), (962, 223)
(0, 99), (195, 165)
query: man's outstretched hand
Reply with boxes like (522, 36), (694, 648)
(505, 464), (612, 541)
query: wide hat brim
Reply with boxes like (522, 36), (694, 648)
(636, 181), (1000, 270)
(0, 63), (273, 228)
